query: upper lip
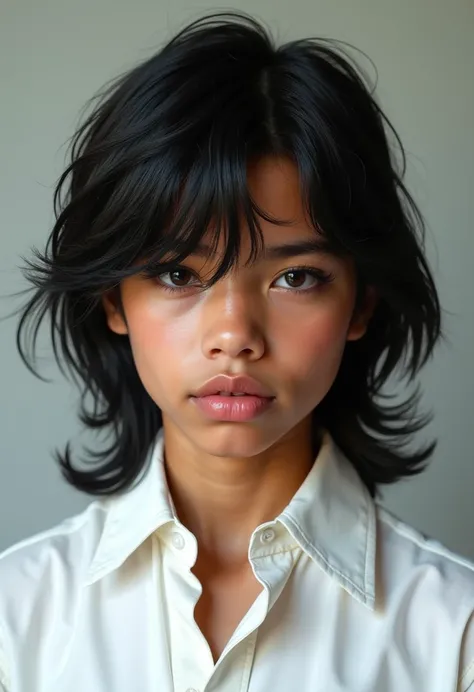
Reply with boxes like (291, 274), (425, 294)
(192, 375), (274, 398)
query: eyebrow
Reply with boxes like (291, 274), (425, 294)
(191, 238), (335, 260)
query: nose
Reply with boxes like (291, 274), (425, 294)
(200, 285), (266, 362)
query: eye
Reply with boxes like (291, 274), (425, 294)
(155, 268), (200, 292)
(273, 267), (334, 292)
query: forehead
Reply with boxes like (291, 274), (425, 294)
(197, 156), (328, 259)
(246, 156), (306, 222)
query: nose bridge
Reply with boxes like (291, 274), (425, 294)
(200, 277), (265, 360)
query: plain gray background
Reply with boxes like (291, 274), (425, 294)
(1, 0), (473, 558)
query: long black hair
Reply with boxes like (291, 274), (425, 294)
(12, 11), (442, 497)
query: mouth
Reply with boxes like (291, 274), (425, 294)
(190, 374), (275, 422)
(190, 391), (275, 422)
(192, 374), (274, 399)
(211, 392), (262, 397)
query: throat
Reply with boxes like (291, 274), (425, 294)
(192, 557), (263, 663)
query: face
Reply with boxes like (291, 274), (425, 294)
(103, 157), (374, 459)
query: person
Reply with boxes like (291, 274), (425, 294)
(0, 10), (473, 691)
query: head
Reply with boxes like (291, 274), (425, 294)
(15, 12), (441, 497)
(102, 155), (375, 462)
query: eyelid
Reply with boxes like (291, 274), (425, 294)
(274, 264), (329, 278)
(273, 265), (335, 288)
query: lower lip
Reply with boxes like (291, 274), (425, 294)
(191, 395), (274, 422)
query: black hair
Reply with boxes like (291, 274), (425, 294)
(12, 11), (442, 498)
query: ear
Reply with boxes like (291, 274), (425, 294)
(347, 286), (378, 342)
(102, 288), (128, 335)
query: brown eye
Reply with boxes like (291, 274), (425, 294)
(168, 269), (194, 287)
(284, 270), (307, 288)
(154, 267), (201, 293)
(273, 267), (334, 293)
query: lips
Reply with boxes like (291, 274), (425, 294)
(192, 374), (274, 399)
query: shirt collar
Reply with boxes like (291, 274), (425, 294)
(87, 430), (176, 584)
(277, 431), (376, 609)
(88, 428), (376, 610)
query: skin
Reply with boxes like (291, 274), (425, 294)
(103, 155), (375, 660)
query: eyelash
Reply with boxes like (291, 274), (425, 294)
(150, 265), (335, 295)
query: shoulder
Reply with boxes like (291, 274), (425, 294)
(0, 500), (108, 595)
(376, 505), (474, 690)
(0, 501), (108, 672)
(377, 504), (474, 599)
(0, 501), (110, 688)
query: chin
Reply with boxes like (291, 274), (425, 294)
(192, 424), (282, 459)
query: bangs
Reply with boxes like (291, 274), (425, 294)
(123, 151), (342, 290)
(129, 150), (293, 287)
(70, 135), (340, 294)
(68, 130), (344, 296)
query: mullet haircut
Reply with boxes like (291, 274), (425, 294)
(14, 12), (442, 497)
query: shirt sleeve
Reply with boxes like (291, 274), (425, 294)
(459, 613), (474, 691)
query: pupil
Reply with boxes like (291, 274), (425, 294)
(171, 270), (189, 286)
(287, 271), (305, 287)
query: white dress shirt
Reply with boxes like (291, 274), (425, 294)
(1, 429), (474, 691)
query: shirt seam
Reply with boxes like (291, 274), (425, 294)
(238, 632), (258, 692)
(363, 499), (376, 597)
(250, 543), (301, 560)
(461, 657), (474, 690)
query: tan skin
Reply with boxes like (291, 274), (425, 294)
(103, 156), (376, 662)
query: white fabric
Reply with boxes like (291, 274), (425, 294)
(1, 429), (474, 691)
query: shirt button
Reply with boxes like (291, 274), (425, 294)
(186, 688), (199, 692)
(171, 531), (185, 550)
(260, 528), (276, 544)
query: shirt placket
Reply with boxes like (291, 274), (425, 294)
(161, 524), (215, 692)
(202, 525), (300, 692)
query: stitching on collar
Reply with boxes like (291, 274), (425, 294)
(280, 511), (375, 609)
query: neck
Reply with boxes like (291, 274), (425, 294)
(162, 417), (320, 567)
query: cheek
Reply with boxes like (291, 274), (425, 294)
(124, 301), (193, 396)
(274, 301), (353, 385)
